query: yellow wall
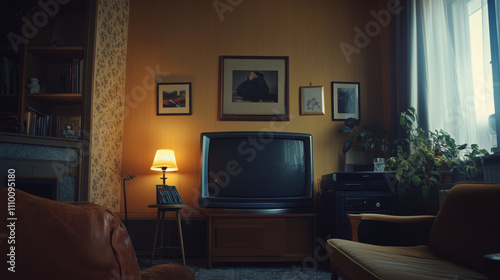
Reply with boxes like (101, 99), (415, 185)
(122, 0), (389, 215)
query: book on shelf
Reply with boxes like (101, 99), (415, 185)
(25, 107), (53, 137)
(0, 56), (20, 95)
(69, 59), (84, 93)
(0, 112), (18, 132)
(79, 59), (84, 93)
(25, 107), (81, 139)
(45, 59), (84, 94)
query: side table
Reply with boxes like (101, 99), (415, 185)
(148, 204), (187, 266)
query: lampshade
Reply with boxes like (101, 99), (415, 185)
(151, 149), (178, 172)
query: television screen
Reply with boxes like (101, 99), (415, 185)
(200, 131), (313, 209)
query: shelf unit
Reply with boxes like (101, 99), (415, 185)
(0, 0), (96, 201)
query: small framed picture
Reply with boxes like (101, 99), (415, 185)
(58, 115), (81, 139)
(157, 82), (192, 115)
(219, 56), (289, 121)
(331, 81), (360, 121)
(300, 86), (325, 115)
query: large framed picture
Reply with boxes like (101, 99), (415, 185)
(157, 82), (192, 115)
(219, 56), (289, 121)
(331, 81), (360, 121)
(300, 86), (325, 115)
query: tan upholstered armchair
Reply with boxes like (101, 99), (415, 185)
(327, 182), (500, 280)
(0, 188), (195, 280)
(348, 214), (436, 245)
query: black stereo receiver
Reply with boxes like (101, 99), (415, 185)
(321, 172), (397, 192)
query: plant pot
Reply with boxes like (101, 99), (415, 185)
(397, 186), (441, 215)
(398, 172), (457, 216)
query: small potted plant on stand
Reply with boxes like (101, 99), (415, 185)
(338, 118), (391, 171)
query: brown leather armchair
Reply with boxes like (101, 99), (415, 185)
(0, 188), (195, 280)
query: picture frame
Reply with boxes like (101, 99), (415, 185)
(300, 86), (325, 115)
(58, 115), (81, 139)
(331, 81), (360, 121)
(157, 82), (192, 115)
(219, 56), (289, 121)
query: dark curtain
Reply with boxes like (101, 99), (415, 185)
(386, 0), (430, 136)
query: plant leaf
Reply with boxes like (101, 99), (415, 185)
(396, 168), (403, 181)
(339, 125), (354, 134)
(343, 140), (353, 154)
(410, 175), (421, 186)
(457, 144), (467, 150)
(468, 166), (478, 178)
(344, 118), (360, 128)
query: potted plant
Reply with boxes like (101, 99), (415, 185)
(452, 143), (489, 181)
(385, 107), (489, 214)
(338, 118), (390, 159)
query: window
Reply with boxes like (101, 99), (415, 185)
(488, 0), (500, 152)
(409, 0), (500, 153)
(468, 0), (495, 149)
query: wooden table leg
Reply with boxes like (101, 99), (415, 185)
(159, 209), (166, 259)
(207, 216), (212, 269)
(176, 210), (186, 266)
(151, 209), (161, 265)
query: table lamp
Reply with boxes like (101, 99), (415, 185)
(151, 149), (178, 185)
(151, 149), (182, 204)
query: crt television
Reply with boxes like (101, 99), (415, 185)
(200, 131), (313, 209)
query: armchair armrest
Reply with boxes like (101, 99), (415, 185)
(348, 214), (436, 245)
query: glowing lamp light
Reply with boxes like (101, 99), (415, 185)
(151, 149), (178, 185)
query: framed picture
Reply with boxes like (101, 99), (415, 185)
(219, 56), (289, 121)
(157, 82), (192, 115)
(300, 86), (325, 115)
(58, 115), (81, 139)
(331, 81), (360, 121)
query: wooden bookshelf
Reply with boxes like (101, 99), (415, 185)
(25, 93), (82, 102)
(0, 0), (96, 202)
(27, 47), (85, 61)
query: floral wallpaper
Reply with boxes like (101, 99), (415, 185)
(90, 0), (129, 212)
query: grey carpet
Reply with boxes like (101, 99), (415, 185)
(137, 256), (332, 280)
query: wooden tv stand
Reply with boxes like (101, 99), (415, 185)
(204, 208), (318, 268)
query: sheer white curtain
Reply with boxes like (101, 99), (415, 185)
(409, 0), (494, 150)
